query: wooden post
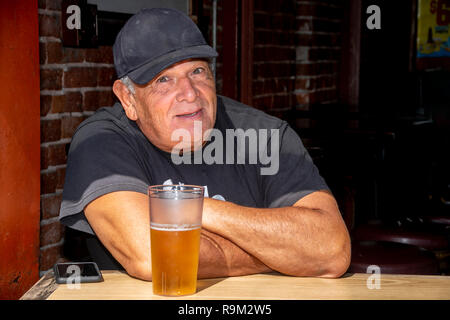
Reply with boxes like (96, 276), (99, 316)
(221, 0), (239, 100)
(240, 0), (254, 105)
(0, 0), (41, 299)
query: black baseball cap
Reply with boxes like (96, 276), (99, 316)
(113, 8), (218, 85)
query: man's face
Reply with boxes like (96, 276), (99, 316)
(132, 59), (217, 153)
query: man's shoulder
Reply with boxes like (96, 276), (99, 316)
(218, 95), (285, 130)
(73, 103), (129, 138)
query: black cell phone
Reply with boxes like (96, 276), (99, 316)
(53, 262), (104, 284)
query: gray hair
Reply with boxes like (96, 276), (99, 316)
(120, 76), (135, 95)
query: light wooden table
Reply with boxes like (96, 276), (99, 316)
(21, 270), (450, 300)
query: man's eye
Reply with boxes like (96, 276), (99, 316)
(192, 67), (204, 75)
(156, 76), (169, 83)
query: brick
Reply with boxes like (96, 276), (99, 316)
(311, 19), (342, 33)
(254, 46), (295, 62)
(253, 79), (294, 96)
(64, 91), (83, 112)
(308, 48), (341, 61)
(83, 90), (115, 111)
(45, 41), (63, 63)
(254, 62), (295, 78)
(82, 91), (99, 111)
(296, 88), (338, 106)
(38, 14), (61, 38)
(252, 95), (274, 110)
(38, 0), (62, 10)
(40, 69), (62, 90)
(40, 193), (63, 220)
(57, 167), (66, 190)
(296, 3), (316, 17)
(296, 62), (337, 76)
(41, 170), (58, 195)
(40, 95), (52, 116)
(296, 76), (337, 91)
(64, 67), (98, 88)
(97, 67), (116, 86)
(98, 90), (116, 107)
(61, 115), (84, 139)
(296, 46), (309, 61)
(40, 244), (63, 271)
(40, 221), (65, 247)
(41, 95), (63, 115)
(85, 46), (114, 64)
(254, 0), (295, 13)
(297, 19), (312, 32)
(39, 42), (46, 64)
(40, 93), (82, 115)
(272, 94), (295, 109)
(254, 13), (295, 31)
(296, 92), (310, 105)
(296, 62), (316, 75)
(296, 3), (343, 20)
(254, 30), (295, 46)
(252, 81), (264, 96)
(41, 118), (61, 143)
(41, 144), (67, 170)
(61, 47), (86, 63)
(295, 78), (311, 90)
(296, 33), (341, 47)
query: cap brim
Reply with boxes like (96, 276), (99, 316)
(126, 45), (218, 85)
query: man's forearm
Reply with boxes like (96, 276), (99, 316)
(84, 191), (272, 282)
(201, 194), (351, 278)
(198, 229), (272, 279)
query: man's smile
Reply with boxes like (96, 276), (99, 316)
(175, 108), (203, 119)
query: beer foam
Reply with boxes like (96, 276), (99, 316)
(150, 223), (201, 231)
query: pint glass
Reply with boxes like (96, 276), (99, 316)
(148, 185), (204, 296)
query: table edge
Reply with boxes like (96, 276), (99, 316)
(20, 270), (58, 300)
(20, 271), (450, 300)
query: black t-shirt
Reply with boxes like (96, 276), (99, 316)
(59, 95), (329, 269)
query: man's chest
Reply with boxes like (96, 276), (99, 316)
(143, 154), (264, 208)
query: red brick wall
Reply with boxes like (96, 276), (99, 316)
(38, 0), (115, 273)
(253, 0), (343, 123)
(252, 0), (297, 116)
(295, 0), (343, 126)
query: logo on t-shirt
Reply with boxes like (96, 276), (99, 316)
(163, 179), (225, 201)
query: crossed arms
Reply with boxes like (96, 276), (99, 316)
(84, 189), (351, 281)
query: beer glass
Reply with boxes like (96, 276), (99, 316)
(148, 184), (204, 296)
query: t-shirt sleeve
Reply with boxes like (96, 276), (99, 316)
(59, 122), (150, 235)
(261, 123), (330, 208)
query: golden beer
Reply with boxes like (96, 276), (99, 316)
(150, 226), (201, 296)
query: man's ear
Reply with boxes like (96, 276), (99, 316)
(112, 80), (138, 121)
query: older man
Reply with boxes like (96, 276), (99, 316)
(59, 8), (350, 281)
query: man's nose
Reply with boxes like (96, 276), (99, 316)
(175, 77), (199, 103)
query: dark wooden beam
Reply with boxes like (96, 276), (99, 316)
(221, 0), (239, 100)
(240, 0), (254, 105)
(339, 0), (361, 111)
